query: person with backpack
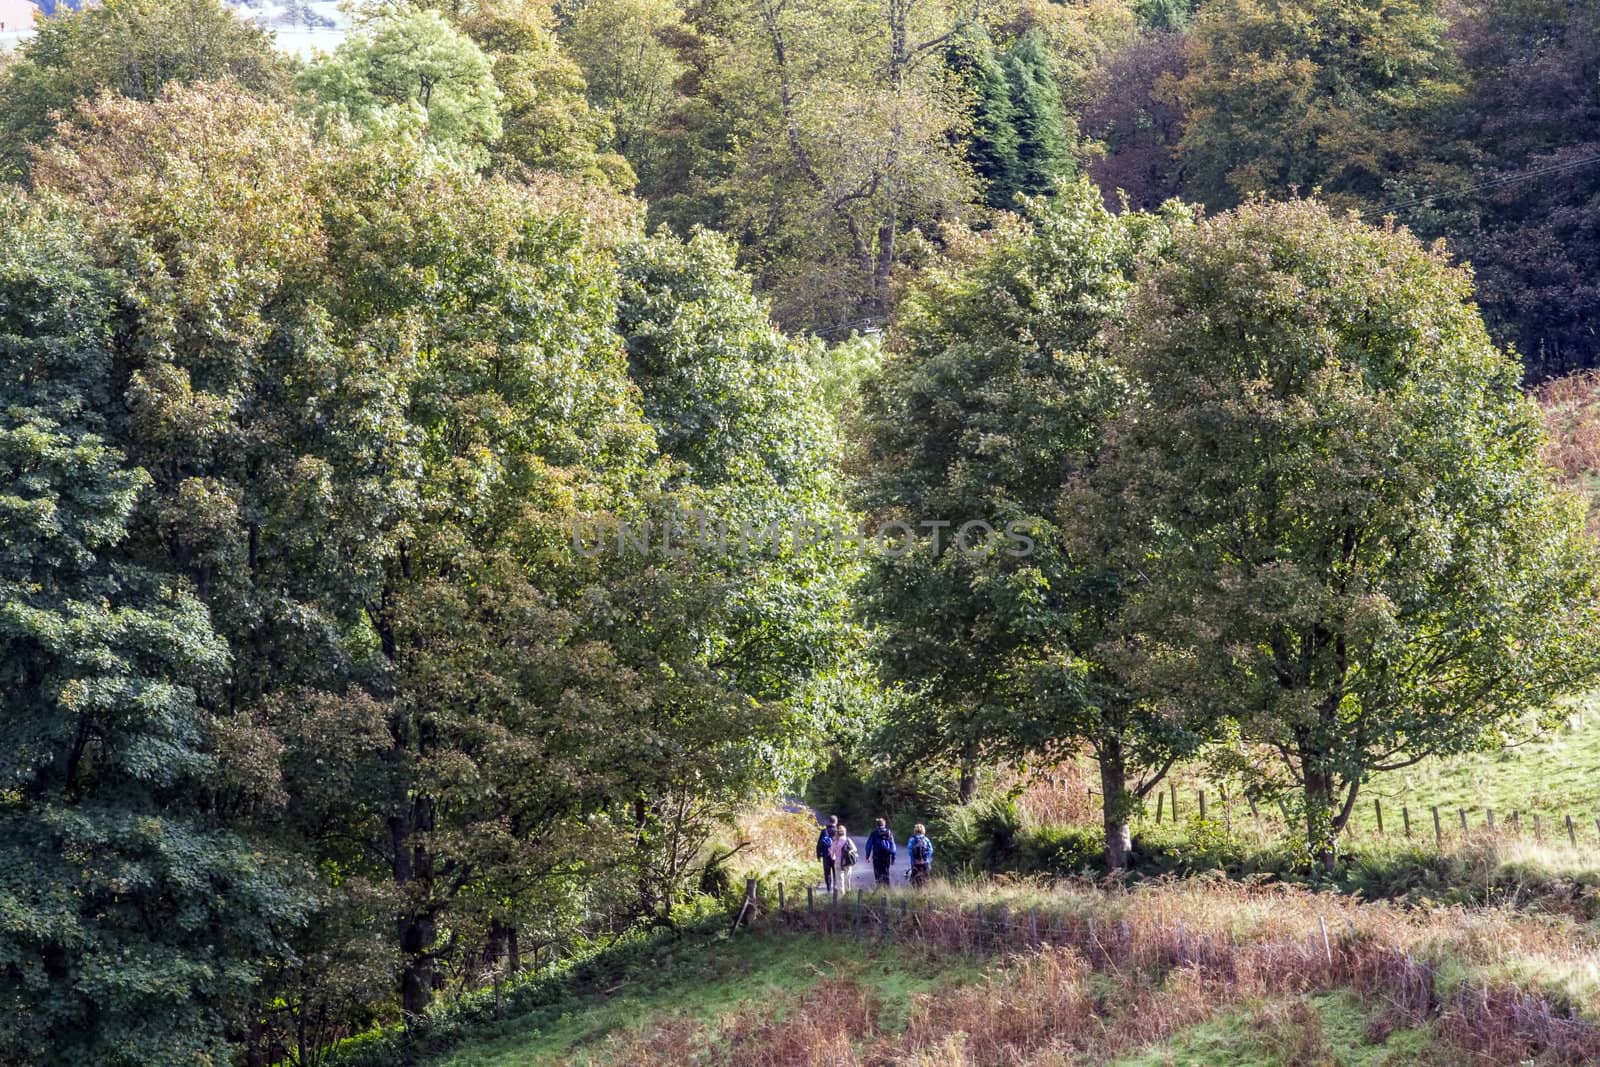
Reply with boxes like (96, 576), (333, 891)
(816, 818), (837, 892)
(864, 818), (896, 888)
(831, 824), (859, 892)
(907, 824), (933, 887)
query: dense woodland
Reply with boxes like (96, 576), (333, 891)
(1, 0), (1600, 1063)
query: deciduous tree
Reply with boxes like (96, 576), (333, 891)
(1101, 198), (1600, 869)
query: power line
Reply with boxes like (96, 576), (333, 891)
(1383, 151), (1600, 214)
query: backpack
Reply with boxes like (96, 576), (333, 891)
(816, 829), (833, 858)
(910, 834), (931, 863)
(841, 839), (858, 867)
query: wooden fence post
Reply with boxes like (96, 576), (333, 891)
(1510, 811), (1520, 835)
(1487, 809), (1495, 832)
(807, 886), (814, 914)
(1374, 798), (1384, 835)
(1170, 780), (1178, 820)
(1458, 809), (1468, 834)
(1198, 790), (1207, 821)
(1432, 806), (1442, 846)
(778, 883), (785, 913)
(1402, 806), (1411, 839)
(1533, 814), (1543, 842)
(1155, 791), (1165, 825)
(1567, 814), (1578, 848)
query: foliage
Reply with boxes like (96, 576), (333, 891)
(1400, 0), (1600, 381)
(452, 0), (637, 188)
(703, 0), (974, 332)
(1098, 197), (1600, 867)
(946, 23), (1022, 211)
(1084, 29), (1188, 211)
(1177, 0), (1463, 210)
(1002, 30), (1074, 200)
(0, 192), (305, 1067)
(0, 0), (287, 179)
(295, 8), (504, 164)
(561, 0), (690, 187)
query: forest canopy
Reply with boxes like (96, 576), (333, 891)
(1, 0), (1599, 1063)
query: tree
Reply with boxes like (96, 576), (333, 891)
(454, 0), (636, 188)
(0, 0), (287, 179)
(0, 192), (302, 1066)
(1084, 29), (1189, 211)
(562, 0), (691, 187)
(611, 228), (862, 904)
(711, 0), (974, 332)
(295, 8), (504, 164)
(1398, 0), (1600, 380)
(1177, 0), (1462, 210)
(1003, 29), (1073, 199)
(857, 182), (1197, 868)
(946, 22), (1022, 210)
(1100, 198), (1600, 869)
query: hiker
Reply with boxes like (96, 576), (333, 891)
(864, 818), (896, 888)
(832, 824), (859, 892)
(907, 824), (933, 887)
(816, 818), (837, 892)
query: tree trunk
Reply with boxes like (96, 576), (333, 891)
(957, 762), (978, 804)
(1303, 766), (1340, 873)
(1098, 737), (1133, 871)
(394, 792), (437, 1021)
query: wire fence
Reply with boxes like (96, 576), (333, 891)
(1139, 783), (1600, 852)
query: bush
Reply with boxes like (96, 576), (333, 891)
(1024, 825), (1104, 874)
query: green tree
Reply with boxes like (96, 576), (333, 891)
(562, 0), (690, 186)
(0, 193), (303, 1066)
(1100, 198), (1600, 869)
(1003, 29), (1073, 199)
(456, 0), (636, 187)
(295, 8), (504, 164)
(0, 0), (286, 179)
(947, 22), (1022, 210)
(712, 0), (974, 332)
(858, 182), (1196, 867)
(1177, 0), (1462, 209)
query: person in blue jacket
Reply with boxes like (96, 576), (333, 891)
(906, 823), (933, 887)
(863, 818), (896, 888)
(816, 817), (837, 892)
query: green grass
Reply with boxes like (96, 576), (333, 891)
(1131, 699), (1600, 845)
(429, 930), (978, 1066)
(1366, 696), (1600, 829)
(1111, 992), (1433, 1067)
(429, 934), (1451, 1067)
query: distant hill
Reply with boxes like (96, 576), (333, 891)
(0, 0), (350, 55)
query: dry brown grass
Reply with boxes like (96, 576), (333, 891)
(567, 878), (1600, 1066)
(996, 762), (1098, 827)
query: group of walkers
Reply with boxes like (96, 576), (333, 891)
(814, 815), (934, 892)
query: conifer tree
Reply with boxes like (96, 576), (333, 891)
(947, 23), (1022, 209)
(1003, 29), (1073, 198)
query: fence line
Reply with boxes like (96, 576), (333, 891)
(1137, 786), (1600, 853)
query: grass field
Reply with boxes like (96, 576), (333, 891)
(385, 716), (1600, 1067)
(426, 933), (981, 1067)
(1110, 697), (1600, 845)
(417, 879), (1600, 1066)
(1367, 696), (1600, 827)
